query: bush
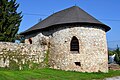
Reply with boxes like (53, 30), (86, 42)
(108, 50), (116, 56)
(114, 45), (120, 65)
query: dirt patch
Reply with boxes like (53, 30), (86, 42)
(108, 63), (120, 70)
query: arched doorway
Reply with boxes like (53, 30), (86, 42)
(70, 36), (79, 53)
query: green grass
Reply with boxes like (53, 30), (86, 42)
(0, 68), (120, 80)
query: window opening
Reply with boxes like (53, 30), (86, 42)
(28, 38), (32, 44)
(70, 36), (79, 52)
(74, 62), (81, 66)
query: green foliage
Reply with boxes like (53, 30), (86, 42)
(9, 59), (19, 70)
(108, 50), (116, 56)
(0, 0), (22, 42)
(29, 63), (40, 69)
(21, 63), (29, 70)
(114, 45), (120, 65)
(15, 34), (25, 43)
(0, 68), (120, 80)
(114, 53), (119, 63)
(108, 50), (116, 63)
(43, 50), (49, 67)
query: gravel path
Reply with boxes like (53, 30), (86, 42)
(104, 76), (120, 80)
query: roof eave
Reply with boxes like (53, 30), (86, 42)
(19, 22), (111, 35)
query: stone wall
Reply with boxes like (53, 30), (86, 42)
(17, 24), (108, 72)
(0, 42), (47, 70)
(48, 25), (108, 72)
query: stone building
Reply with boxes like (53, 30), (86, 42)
(20, 6), (111, 72)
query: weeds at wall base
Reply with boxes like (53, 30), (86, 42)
(0, 48), (48, 70)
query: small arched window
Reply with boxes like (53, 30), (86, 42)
(70, 36), (79, 53)
(28, 38), (32, 44)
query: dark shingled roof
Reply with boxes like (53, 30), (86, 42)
(21, 6), (111, 35)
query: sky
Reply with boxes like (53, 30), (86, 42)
(16, 0), (120, 48)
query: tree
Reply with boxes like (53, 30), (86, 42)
(15, 34), (25, 43)
(108, 50), (116, 56)
(114, 45), (120, 65)
(0, 0), (22, 42)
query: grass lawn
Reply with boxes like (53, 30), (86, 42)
(0, 68), (120, 80)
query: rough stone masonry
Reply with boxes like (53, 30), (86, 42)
(0, 25), (108, 72)
(0, 42), (47, 69)
(47, 25), (108, 72)
(24, 24), (108, 72)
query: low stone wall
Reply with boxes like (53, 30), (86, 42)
(0, 42), (47, 70)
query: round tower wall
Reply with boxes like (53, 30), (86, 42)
(49, 25), (108, 72)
